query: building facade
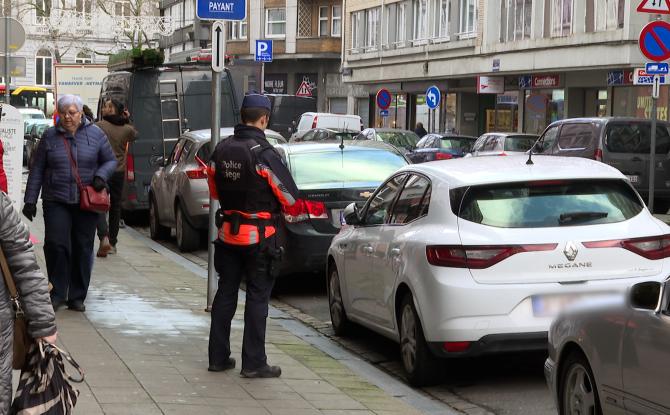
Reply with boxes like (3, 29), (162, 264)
(2, 0), (162, 96)
(160, 0), (345, 112)
(343, 0), (653, 135)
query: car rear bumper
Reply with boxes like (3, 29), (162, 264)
(279, 222), (335, 275)
(427, 331), (548, 358)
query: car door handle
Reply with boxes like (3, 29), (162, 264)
(390, 248), (401, 257)
(363, 246), (374, 254)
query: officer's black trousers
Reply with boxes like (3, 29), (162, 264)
(209, 240), (276, 371)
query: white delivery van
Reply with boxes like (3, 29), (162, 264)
(292, 113), (362, 140)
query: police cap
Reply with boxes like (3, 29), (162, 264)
(242, 93), (271, 111)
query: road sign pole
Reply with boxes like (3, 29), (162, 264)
(261, 62), (265, 93)
(649, 76), (659, 213)
(4, 17), (10, 103)
(207, 23), (225, 311)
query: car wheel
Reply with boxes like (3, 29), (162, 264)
(328, 265), (351, 336)
(399, 294), (440, 386)
(149, 196), (170, 240)
(559, 352), (602, 415)
(175, 203), (199, 252)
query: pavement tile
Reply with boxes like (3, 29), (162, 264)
(284, 379), (342, 394)
(99, 403), (163, 414)
(302, 393), (368, 410)
(90, 386), (153, 404)
(267, 409), (322, 415)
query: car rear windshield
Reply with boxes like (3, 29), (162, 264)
(503, 136), (536, 152)
(377, 132), (419, 149)
(605, 122), (670, 154)
(441, 137), (474, 152)
(452, 179), (643, 228)
(290, 150), (407, 188)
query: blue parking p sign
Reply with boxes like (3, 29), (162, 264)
(255, 40), (273, 62)
(197, 0), (246, 20)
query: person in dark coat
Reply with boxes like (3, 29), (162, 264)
(22, 94), (117, 312)
(414, 122), (428, 138)
(0, 191), (57, 413)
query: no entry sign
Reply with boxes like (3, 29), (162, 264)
(376, 88), (391, 110)
(639, 21), (670, 62)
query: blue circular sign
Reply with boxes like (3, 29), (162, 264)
(425, 86), (441, 109)
(376, 88), (392, 110)
(640, 21), (670, 62)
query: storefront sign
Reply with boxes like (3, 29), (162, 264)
(264, 73), (287, 94)
(492, 59), (500, 72)
(477, 76), (504, 94)
(607, 70), (634, 86)
(0, 104), (24, 212)
(633, 68), (669, 85)
(519, 74), (561, 89)
(497, 94), (518, 105)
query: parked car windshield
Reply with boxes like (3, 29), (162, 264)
(504, 136), (537, 152)
(441, 137), (475, 152)
(605, 122), (670, 154)
(290, 150), (407, 189)
(454, 179), (642, 228)
(377, 132), (420, 149)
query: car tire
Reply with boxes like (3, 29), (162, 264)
(149, 196), (170, 240)
(399, 294), (440, 386)
(327, 265), (351, 336)
(558, 351), (602, 415)
(176, 203), (199, 252)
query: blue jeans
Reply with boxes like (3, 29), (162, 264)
(43, 201), (98, 303)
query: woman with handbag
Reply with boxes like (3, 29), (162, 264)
(0, 191), (58, 413)
(22, 94), (117, 312)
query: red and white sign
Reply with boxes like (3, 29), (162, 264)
(477, 76), (504, 94)
(296, 80), (312, 97)
(637, 0), (670, 14)
(532, 75), (560, 88)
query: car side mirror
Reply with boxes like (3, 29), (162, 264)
(150, 154), (167, 167)
(343, 202), (361, 226)
(629, 281), (663, 311)
(24, 134), (31, 141)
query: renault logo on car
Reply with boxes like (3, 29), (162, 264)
(563, 241), (578, 262)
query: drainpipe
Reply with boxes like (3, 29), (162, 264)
(340, 0), (346, 73)
(379, 0), (384, 64)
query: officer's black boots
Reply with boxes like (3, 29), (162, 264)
(240, 364), (282, 378)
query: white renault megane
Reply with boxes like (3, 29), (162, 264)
(326, 155), (670, 386)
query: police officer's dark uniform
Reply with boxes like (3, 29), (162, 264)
(208, 94), (299, 378)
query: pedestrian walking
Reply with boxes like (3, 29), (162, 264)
(0, 191), (58, 413)
(208, 94), (299, 378)
(414, 122), (428, 138)
(94, 98), (137, 257)
(22, 94), (117, 312)
(0, 140), (7, 193)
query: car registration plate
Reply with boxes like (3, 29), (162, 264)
(331, 209), (344, 228)
(532, 294), (605, 318)
(626, 175), (640, 184)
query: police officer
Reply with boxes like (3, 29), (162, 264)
(208, 94), (299, 378)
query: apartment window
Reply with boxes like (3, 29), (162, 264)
(76, 0), (92, 14)
(365, 7), (380, 50)
(319, 6), (329, 36)
(75, 51), (92, 63)
(594, 0), (623, 31)
(115, 0), (132, 16)
(184, 0), (194, 23)
(551, 0), (572, 37)
(170, 3), (182, 25)
(438, 0), (449, 38)
(332, 5), (342, 37)
(459, 0), (476, 35)
(230, 20), (248, 40)
(351, 11), (363, 49)
(397, 3), (406, 43)
(266, 8), (286, 38)
(413, 0), (428, 41)
(34, 0), (51, 24)
(35, 49), (53, 86)
(500, 0), (531, 42)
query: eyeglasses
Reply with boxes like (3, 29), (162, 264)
(62, 111), (81, 119)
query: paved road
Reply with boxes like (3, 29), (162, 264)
(131, 226), (556, 415)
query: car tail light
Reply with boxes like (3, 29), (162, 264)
(583, 234), (670, 260)
(443, 341), (471, 353)
(435, 152), (452, 160)
(282, 199), (328, 223)
(426, 244), (557, 269)
(594, 148), (603, 161)
(186, 167), (207, 179)
(126, 151), (135, 182)
(499, 152), (508, 156)
(312, 116), (319, 129)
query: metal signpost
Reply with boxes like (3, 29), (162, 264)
(255, 40), (273, 93)
(197, 0), (246, 310)
(425, 86), (440, 133)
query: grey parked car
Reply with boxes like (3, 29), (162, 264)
(469, 132), (538, 157)
(149, 128), (285, 251)
(532, 117), (670, 213)
(545, 278), (670, 415)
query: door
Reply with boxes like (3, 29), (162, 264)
(554, 122), (596, 159)
(621, 286), (670, 414)
(534, 124), (560, 154)
(371, 174), (432, 329)
(158, 138), (187, 224)
(345, 174), (407, 321)
(409, 135), (438, 163)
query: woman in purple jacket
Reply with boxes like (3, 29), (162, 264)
(22, 95), (117, 312)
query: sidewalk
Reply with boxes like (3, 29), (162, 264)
(13, 207), (451, 415)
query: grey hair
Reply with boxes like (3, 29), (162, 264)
(57, 94), (84, 113)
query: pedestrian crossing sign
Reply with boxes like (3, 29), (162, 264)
(296, 81), (312, 97)
(637, 0), (670, 14)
